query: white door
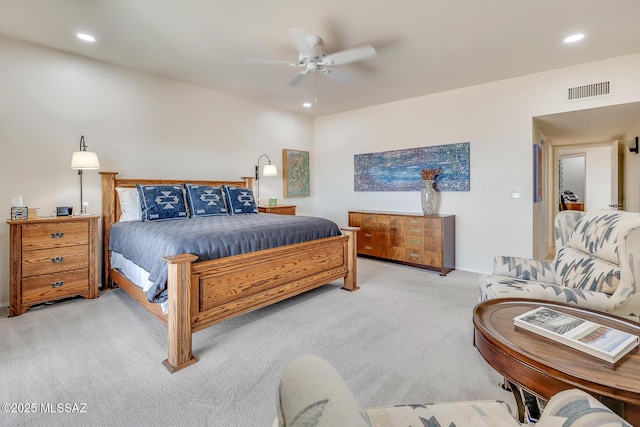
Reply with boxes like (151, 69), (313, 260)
(609, 140), (624, 210)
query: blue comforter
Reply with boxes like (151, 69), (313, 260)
(109, 214), (342, 303)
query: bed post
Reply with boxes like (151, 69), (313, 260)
(100, 172), (118, 289)
(241, 176), (254, 190)
(340, 226), (360, 291)
(162, 253), (199, 373)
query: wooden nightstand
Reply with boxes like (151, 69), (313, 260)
(258, 205), (296, 215)
(7, 215), (99, 316)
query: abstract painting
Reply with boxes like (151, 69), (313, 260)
(283, 149), (310, 197)
(354, 142), (470, 191)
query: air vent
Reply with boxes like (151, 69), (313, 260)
(567, 81), (612, 101)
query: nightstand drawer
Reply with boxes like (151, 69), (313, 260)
(21, 268), (89, 303)
(22, 222), (89, 250)
(22, 245), (89, 277)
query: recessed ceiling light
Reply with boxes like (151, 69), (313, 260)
(564, 33), (584, 43)
(77, 33), (96, 42)
(302, 102), (312, 108)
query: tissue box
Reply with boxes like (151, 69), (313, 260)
(11, 206), (28, 220)
(269, 197), (278, 206)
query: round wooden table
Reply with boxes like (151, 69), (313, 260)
(473, 298), (640, 425)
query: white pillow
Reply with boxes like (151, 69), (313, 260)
(116, 187), (142, 222)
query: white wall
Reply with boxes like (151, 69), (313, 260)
(313, 54), (640, 273)
(0, 36), (314, 306)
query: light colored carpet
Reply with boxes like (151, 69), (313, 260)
(0, 259), (514, 426)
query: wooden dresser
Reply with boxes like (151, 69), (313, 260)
(258, 205), (296, 215)
(348, 211), (455, 275)
(7, 215), (99, 316)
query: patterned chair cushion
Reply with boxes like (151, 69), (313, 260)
(537, 389), (632, 427)
(492, 256), (555, 283)
(479, 275), (532, 302)
(554, 247), (620, 294)
(365, 401), (519, 427)
(568, 211), (624, 264)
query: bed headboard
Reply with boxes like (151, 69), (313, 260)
(99, 172), (253, 288)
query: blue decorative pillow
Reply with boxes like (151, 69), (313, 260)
(136, 184), (189, 221)
(184, 184), (228, 217)
(223, 185), (258, 214)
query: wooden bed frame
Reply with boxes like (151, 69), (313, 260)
(100, 172), (359, 372)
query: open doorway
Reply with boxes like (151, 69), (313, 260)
(532, 101), (640, 260)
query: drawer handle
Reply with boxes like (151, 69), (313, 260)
(410, 219), (419, 224)
(51, 281), (64, 288)
(50, 232), (64, 239)
(50, 256), (65, 263)
(410, 228), (419, 233)
(365, 224), (372, 229)
(409, 253), (420, 258)
(365, 215), (373, 220)
(411, 239), (420, 244)
(364, 245), (373, 250)
(365, 233), (373, 238)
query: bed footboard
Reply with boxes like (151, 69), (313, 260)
(160, 227), (358, 373)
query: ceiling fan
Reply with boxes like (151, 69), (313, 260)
(247, 28), (377, 87)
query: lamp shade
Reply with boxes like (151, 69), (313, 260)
(71, 151), (100, 170)
(263, 164), (277, 176)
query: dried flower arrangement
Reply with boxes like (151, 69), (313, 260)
(420, 168), (440, 181)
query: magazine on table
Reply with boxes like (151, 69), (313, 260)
(513, 306), (639, 364)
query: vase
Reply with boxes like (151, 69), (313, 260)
(421, 180), (438, 216)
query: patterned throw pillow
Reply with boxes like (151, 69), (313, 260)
(184, 184), (228, 217)
(136, 184), (189, 221)
(222, 185), (258, 214)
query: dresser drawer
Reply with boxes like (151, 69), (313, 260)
(359, 242), (389, 258)
(391, 216), (442, 228)
(22, 222), (89, 250)
(356, 213), (390, 232)
(389, 247), (443, 267)
(21, 268), (89, 304)
(22, 245), (89, 277)
(359, 230), (389, 246)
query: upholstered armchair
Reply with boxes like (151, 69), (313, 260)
(479, 209), (640, 319)
(273, 354), (630, 426)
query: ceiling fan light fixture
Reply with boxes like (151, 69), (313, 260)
(564, 33), (584, 43)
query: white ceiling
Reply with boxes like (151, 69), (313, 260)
(1, 0), (640, 140)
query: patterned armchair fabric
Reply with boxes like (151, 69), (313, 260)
(479, 209), (640, 318)
(274, 354), (631, 427)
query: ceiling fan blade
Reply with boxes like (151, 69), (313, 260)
(246, 57), (295, 66)
(287, 71), (308, 87)
(323, 45), (377, 66)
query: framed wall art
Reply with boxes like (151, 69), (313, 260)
(354, 142), (470, 191)
(283, 149), (310, 197)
